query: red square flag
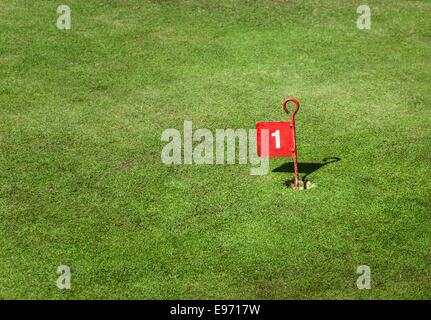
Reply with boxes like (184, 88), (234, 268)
(256, 121), (295, 158)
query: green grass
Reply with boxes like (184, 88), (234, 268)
(0, 0), (430, 299)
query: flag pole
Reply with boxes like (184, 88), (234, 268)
(283, 98), (300, 190)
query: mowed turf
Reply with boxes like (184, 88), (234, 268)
(0, 0), (430, 299)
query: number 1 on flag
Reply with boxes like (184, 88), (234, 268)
(271, 130), (280, 149)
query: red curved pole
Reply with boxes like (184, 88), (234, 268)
(282, 98), (300, 122)
(283, 98), (300, 189)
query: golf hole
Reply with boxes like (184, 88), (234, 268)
(284, 178), (316, 190)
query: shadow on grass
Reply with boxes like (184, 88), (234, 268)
(273, 157), (341, 179)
